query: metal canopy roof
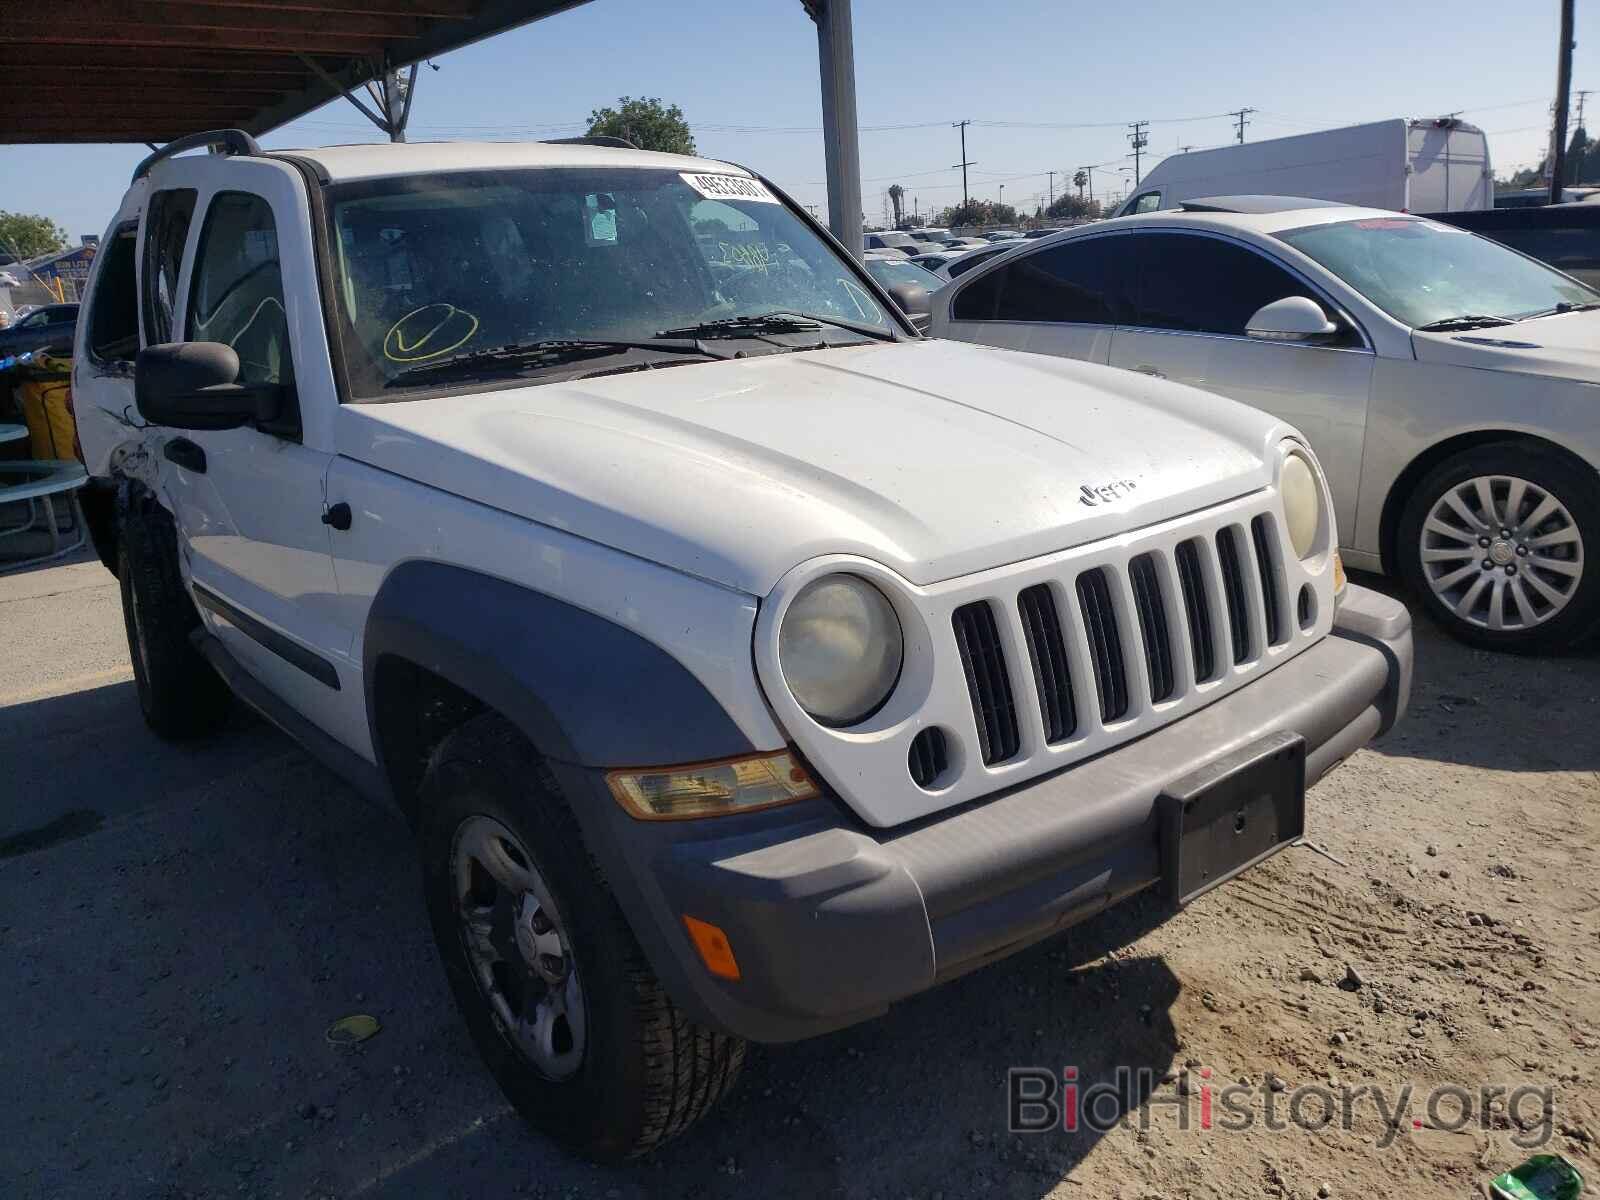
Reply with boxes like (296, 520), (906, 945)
(0, 0), (594, 144)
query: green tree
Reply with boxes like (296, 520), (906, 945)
(941, 199), (1017, 227)
(586, 96), (696, 155)
(1045, 193), (1097, 221)
(0, 210), (68, 260)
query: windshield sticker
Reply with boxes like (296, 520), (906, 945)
(585, 193), (619, 245)
(681, 173), (779, 204)
(383, 303), (480, 363)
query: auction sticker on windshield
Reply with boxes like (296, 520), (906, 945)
(681, 173), (779, 203)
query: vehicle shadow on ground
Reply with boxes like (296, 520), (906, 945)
(1352, 571), (1600, 775)
(1, 676), (1185, 1200)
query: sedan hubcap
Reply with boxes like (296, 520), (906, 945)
(452, 816), (586, 1080)
(1420, 474), (1584, 632)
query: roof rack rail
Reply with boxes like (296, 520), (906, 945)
(133, 129), (262, 183)
(541, 135), (638, 149)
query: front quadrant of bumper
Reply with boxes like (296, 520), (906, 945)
(583, 584), (1411, 1044)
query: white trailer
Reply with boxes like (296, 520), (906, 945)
(1116, 118), (1492, 216)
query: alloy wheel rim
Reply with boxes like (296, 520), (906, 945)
(1419, 474), (1584, 632)
(451, 815), (586, 1081)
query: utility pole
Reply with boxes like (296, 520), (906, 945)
(1230, 107), (1255, 144)
(998, 182), (1005, 212)
(1128, 121), (1149, 184)
(1078, 164), (1094, 204)
(952, 119), (975, 216)
(1550, 0), (1576, 204)
(1046, 169), (1056, 209)
(1575, 88), (1593, 185)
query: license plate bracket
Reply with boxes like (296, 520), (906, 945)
(1158, 731), (1306, 907)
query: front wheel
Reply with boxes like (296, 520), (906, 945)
(418, 715), (745, 1160)
(1397, 442), (1600, 653)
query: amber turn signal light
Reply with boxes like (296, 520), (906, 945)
(682, 915), (741, 981)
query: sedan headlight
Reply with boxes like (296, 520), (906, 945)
(1280, 448), (1325, 560)
(779, 574), (903, 725)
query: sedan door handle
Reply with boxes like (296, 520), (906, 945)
(1132, 365), (1167, 379)
(162, 437), (206, 474)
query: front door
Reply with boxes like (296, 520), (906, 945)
(1107, 231), (1374, 537)
(141, 166), (356, 746)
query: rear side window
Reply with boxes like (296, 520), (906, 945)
(141, 187), (197, 345)
(1130, 191), (1163, 214)
(1129, 233), (1308, 336)
(86, 226), (139, 364)
(187, 192), (292, 386)
(955, 237), (1130, 323)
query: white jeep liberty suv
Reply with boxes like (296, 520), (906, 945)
(71, 131), (1411, 1160)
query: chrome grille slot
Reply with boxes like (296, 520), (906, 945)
(1251, 514), (1286, 647)
(1216, 526), (1251, 664)
(1129, 553), (1175, 703)
(1174, 539), (1216, 683)
(952, 601), (1020, 764)
(1018, 583), (1077, 743)
(1075, 568), (1129, 723)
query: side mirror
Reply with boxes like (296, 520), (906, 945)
(885, 281), (930, 322)
(1246, 296), (1338, 342)
(135, 342), (283, 430)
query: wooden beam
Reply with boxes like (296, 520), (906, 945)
(6, 101), (263, 121)
(2, 29), (389, 54)
(2, 83), (288, 105)
(4, 2), (428, 40)
(175, 0), (479, 18)
(0, 46), (330, 72)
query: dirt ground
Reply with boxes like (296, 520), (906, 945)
(2, 559), (1596, 1200)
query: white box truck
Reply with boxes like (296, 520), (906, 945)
(1116, 117), (1492, 216)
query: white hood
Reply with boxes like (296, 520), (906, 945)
(1413, 308), (1600, 378)
(336, 340), (1287, 595)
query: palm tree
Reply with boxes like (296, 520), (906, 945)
(888, 184), (905, 227)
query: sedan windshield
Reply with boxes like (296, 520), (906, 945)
(325, 167), (895, 397)
(1274, 216), (1600, 329)
(863, 257), (943, 292)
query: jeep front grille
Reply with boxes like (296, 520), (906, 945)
(956, 511), (1292, 757)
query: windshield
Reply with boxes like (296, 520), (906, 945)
(864, 258), (943, 291)
(325, 167), (896, 397)
(1275, 216), (1600, 328)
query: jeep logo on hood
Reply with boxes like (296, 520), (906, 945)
(1079, 478), (1138, 506)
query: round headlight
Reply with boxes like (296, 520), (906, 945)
(779, 575), (903, 726)
(1281, 450), (1323, 560)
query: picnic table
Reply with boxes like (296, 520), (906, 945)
(0, 458), (89, 571)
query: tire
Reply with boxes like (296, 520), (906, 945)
(118, 497), (232, 738)
(1397, 441), (1600, 653)
(418, 715), (745, 1161)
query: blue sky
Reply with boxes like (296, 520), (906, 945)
(3, 0), (1595, 239)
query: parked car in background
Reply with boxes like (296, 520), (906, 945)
(932, 197), (1600, 651)
(1116, 118), (1492, 216)
(943, 237), (991, 250)
(907, 227), (955, 246)
(983, 230), (1024, 241)
(1023, 227), (1060, 238)
(864, 230), (919, 256)
(1431, 202), (1600, 287)
(73, 138), (1410, 1161)
(1494, 187), (1600, 209)
(862, 250), (940, 330)
(0, 301), (78, 357)
(915, 240), (1021, 283)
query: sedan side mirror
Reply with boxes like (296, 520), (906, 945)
(1246, 296), (1338, 342)
(135, 342), (284, 431)
(886, 280), (931, 320)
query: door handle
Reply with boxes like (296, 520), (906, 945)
(321, 502), (352, 532)
(1133, 365), (1167, 379)
(162, 437), (206, 474)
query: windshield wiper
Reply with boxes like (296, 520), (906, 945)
(1414, 314), (1515, 332)
(384, 338), (721, 387)
(1516, 300), (1600, 321)
(657, 311), (892, 342)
